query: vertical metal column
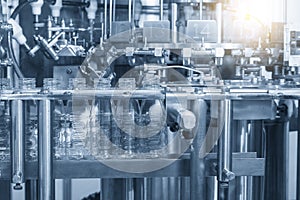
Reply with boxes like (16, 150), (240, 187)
(234, 120), (253, 200)
(132, 0), (135, 28)
(264, 105), (290, 200)
(168, 177), (179, 200)
(160, 0), (164, 20)
(171, 3), (177, 43)
(216, 3), (222, 43)
(134, 178), (144, 200)
(151, 178), (163, 199)
(128, 0), (132, 23)
(26, 180), (38, 200)
(199, 0), (203, 20)
(63, 179), (72, 200)
(109, 0), (113, 37)
(101, 179), (112, 200)
(125, 178), (134, 200)
(297, 100), (300, 200)
(104, 0), (108, 39)
(190, 99), (207, 200)
(180, 177), (190, 200)
(112, 0), (116, 21)
(218, 99), (234, 200)
(11, 99), (25, 199)
(38, 99), (54, 200)
(145, 178), (152, 200)
(249, 120), (264, 200)
(162, 177), (169, 200)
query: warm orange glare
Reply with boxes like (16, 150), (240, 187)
(236, 0), (272, 26)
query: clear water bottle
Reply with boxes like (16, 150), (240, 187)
(0, 101), (10, 161)
(54, 117), (71, 160)
(43, 78), (62, 90)
(94, 78), (111, 89)
(18, 78), (36, 90)
(70, 113), (89, 160)
(0, 78), (11, 90)
(68, 78), (86, 90)
(25, 119), (38, 161)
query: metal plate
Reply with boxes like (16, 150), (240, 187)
(53, 65), (80, 89)
(111, 21), (132, 42)
(143, 20), (171, 43)
(186, 20), (218, 43)
(0, 152), (264, 180)
(233, 100), (276, 120)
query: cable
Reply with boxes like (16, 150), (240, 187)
(7, 31), (24, 78)
(8, 0), (38, 79)
(10, 0), (38, 19)
(150, 65), (205, 76)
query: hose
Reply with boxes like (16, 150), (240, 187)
(10, 0), (38, 19)
(149, 65), (205, 76)
(7, 31), (24, 78)
(8, 0), (38, 79)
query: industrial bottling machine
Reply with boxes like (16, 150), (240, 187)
(0, 0), (299, 199)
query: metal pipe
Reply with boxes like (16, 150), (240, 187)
(63, 179), (72, 200)
(151, 178), (163, 199)
(298, 100), (300, 200)
(104, 0), (107, 39)
(180, 177), (190, 200)
(128, 0), (132, 22)
(264, 109), (290, 200)
(89, 19), (94, 44)
(171, 3), (177, 43)
(109, 0), (113, 37)
(134, 178), (144, 200)
(168, 177), (179, 200)
(216, 3), (222, 43)
(160, 0), (163, 20)
(113, 0), (116, 22)
(199, 0), (203, 20)
(217, 99), (234, 200)
(249, 120), (265, 200)
(240, 121), (251, 200)
(6, 65), (14, 88)
(162, 177), (168, 200)
(101, 179), (111, 200)
(62, 1), (89, 7)
(11, 100), (25, 193)
(101, 22), (104, 43)
(7, 31), (24, 79)
(132, 0), (135, 28)
(125, 178), (134, 200)
(190, 99), (207, 200)
(26, 180), (38, 200)
(235, 120), (253, 200)
(145, 178), (152, 200)
(38, 99), (54, 200)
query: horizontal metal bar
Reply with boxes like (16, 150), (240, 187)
(2, 89), (300, 101)
(206, 152), (257, 159)
(205, 158), (265, 177)
(0, 154), (264, 179)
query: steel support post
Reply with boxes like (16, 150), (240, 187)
(38, 99), (54, 200)
(218, 99), (234, 200)
(11, 100), (25, 200)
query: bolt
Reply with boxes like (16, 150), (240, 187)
(12, 171), (23, 183)
(223, 168), (235, 181)
(66, 68), (72, 74)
